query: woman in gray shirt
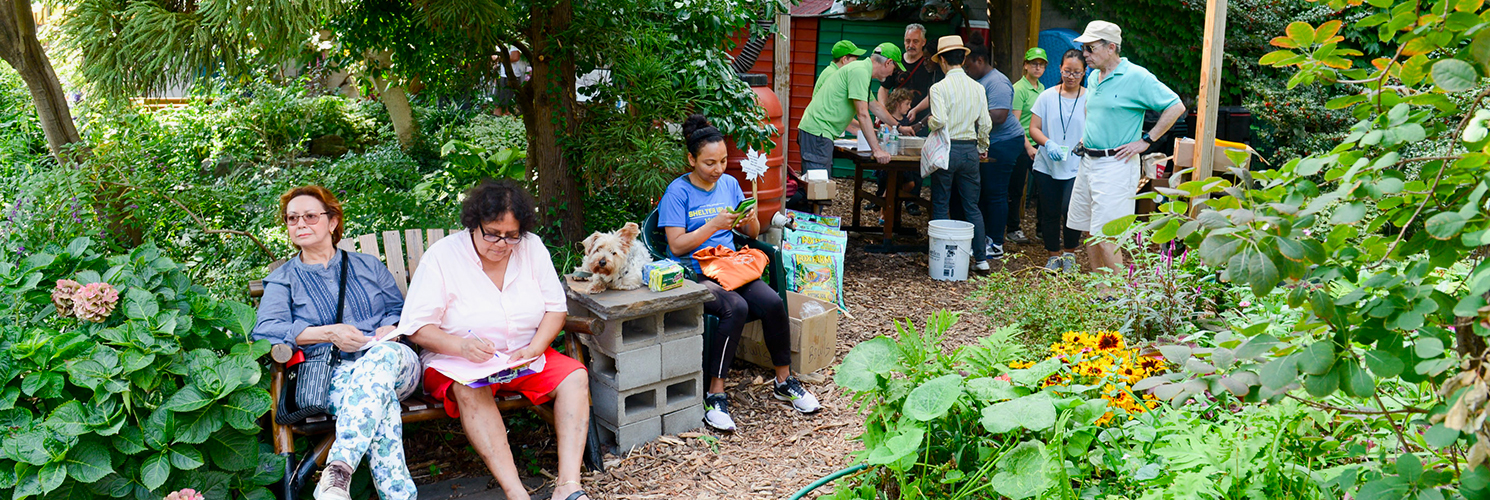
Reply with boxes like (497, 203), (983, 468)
(251, 186), (420, 500)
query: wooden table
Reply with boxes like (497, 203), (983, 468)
(834, 146), (929, 253)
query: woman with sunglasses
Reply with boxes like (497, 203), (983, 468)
(252, 186), (421, 500)
(396, 179), (592, 500)
(1028, 49), (1090, 273)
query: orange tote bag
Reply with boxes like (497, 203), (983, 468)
(692, 245), (768, 291)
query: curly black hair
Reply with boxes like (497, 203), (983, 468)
(682, 114), (725, 157)
(460, 179), (538, 234)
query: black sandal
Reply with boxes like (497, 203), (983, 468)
(564, 491), (592, 500)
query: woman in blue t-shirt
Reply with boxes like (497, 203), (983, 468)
(659, 114), (821, 432)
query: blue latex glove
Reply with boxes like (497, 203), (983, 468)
(1045, 144), (1069, 162)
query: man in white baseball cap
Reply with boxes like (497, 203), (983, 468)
(1069, 20), (1186, 277)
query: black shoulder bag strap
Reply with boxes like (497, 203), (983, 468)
(274, 250), (352, 424)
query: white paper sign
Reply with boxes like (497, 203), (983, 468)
(741, 148), (769, 181)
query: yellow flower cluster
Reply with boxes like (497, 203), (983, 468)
(1043, 331), (1162, 426)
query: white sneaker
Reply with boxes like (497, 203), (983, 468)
(774, 376), (821, 413)
(972, 260), (991, 272)
(986, 242), (1005, 260)
(703, 393), (737, 431)
(313, 462), (353, 500)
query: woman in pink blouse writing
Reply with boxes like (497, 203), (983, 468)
(394, 180), (592, 500)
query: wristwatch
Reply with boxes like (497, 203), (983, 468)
(1141, 132), (1154, 144)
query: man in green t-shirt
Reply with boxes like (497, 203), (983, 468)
(814, 40), (867, 93)
(797, 42), (904, 170)
(1005, 47), (1047, 245)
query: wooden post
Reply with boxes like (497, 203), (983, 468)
(1190, 0), (1227, 216)
(775, 8), (792, 197)
(1027, 0), (1042, 53)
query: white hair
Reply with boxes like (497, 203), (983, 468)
(905, 24), (926, 36)
(871, 53), (890, 64)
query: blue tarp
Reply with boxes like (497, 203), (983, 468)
(1037, 28), (1082, 89)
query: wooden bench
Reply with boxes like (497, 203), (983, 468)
(249, 229), (604, 500)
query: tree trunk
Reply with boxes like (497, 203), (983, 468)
(524, 0), (586, 244)
(0, 0), (83, 163)
(368, 51), (417, 149)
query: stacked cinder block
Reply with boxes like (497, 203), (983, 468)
(566, 283), (712, 452)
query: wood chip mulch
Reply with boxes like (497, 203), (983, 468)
(402, 177), (1081, 499)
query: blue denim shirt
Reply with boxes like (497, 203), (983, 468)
(251, 250), (404, 356)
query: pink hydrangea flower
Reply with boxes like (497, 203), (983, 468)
(164, 489), (206, 500)
(1239, 300), (1252, 308)
(52, 279), (81, 318)
(71, 282), (119, 323)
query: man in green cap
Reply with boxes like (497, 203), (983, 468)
(1005, 46), (1048, 245)
(814, 40), (867, 93)
(797, 42), (904, 169)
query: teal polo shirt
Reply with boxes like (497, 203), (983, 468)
(1082, 58), (1181, 150)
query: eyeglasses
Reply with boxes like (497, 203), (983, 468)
(478, 226), (522, 245)
(285, 212), (327, 226)
(1061, 70), (1085, 78)
(1082, 42), (1107, 54)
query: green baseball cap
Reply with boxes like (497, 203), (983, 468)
(873, 43), (906, 71)
(1024, 47), (1048, 62)
(831, 40), (867, 59)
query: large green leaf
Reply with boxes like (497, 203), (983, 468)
(113, 426), (147, 455)
(991, 440), (1052, 500)
(223, 301), (258, 338)
(204, 431), (259, 471)
(65, 347), (121, 391)
(1298, 341), (1335, 376)
(140, 452), (171, 490)
(174, 407), (225, 445)
(1433, 58), (1479, 92)
(221, 389), (272, 432)
(966, 377), (1019, 402)
(38, 462), (66, 496)
(160, 385), (212, 413)
(1010, 359), (1062, 387)
(903, 374), (963, 421)
(142, 409), (175, 450)
(1259, 355), (1298, 390)
(124, 288), (159, 321)
(1425, 212), (1467, 240)
(63, 440), (113, 483)
(45, 401), (89, 437)
(980, 393), (1057, 434)
(168, 447), (204, 470)
(865, 427), (924, 465)
(834, 337), (897, 392)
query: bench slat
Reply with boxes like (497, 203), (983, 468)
(383, 230), (409, 295)
(336, 238), (356, 253)
(358, 234), (381, 261)
(427, 229), (445, 246)
(404, 229), (425, 278)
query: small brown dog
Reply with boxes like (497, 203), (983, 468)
(576, 222), (651, 291)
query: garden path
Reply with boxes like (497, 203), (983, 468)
(405, 178), (1083, 499)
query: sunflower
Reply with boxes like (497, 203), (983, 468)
(1095, 331), (1125, 351)
(1008, 360), (1034, 369)
(1138, 356), (1164, 372)
(1062, 331), (1085, 345)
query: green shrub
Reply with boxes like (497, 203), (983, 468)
(0, 238), (278, 500)
(971, 271), (1126, 348)
(0, 65), (47, 176)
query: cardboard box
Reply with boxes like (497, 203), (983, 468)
(737, 292), (840, 374)
(806, 180), (836, 200)
(1173, 137), (1249, 171)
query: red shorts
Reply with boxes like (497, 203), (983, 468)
(423, 348), (586, 418)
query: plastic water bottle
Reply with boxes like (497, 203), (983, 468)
(889, 128), (901, 156)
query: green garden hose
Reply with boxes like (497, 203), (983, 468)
(787, 464), (869, 500)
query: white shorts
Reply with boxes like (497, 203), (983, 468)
(1067, 154), (1140, 235)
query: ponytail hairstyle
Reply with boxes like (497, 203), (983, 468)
(681, 114), (726, 158)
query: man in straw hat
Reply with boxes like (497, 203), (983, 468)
(797, 42), (905, 168)
(1070, 20), (1186, 275)
(926, 35), (994, 272)
(815, 40), (867, 93)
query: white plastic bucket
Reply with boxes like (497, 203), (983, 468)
(927, 219), (975, 281)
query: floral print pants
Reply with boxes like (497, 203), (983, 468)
(327, 341), (422, 500)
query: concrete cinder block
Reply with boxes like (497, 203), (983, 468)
(592, 372), (703, 427)
(595, 415), (662, 452)
(662, 404), (705, 436)
(659, 304), (705, 343)
(586, 314), (662, 356)
(659, 334), (704, 380)
(583, 340), (661, 391)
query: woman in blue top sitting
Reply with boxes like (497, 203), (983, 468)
(251, 186), (421, 500)
(659, 114), (821, 432)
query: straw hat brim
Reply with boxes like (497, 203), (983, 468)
(931, 46), (970, 63)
